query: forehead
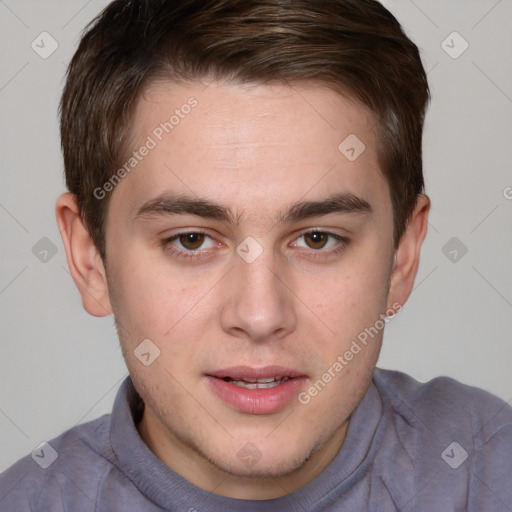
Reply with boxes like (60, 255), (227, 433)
(111, 79), (388, 224)
(134, 79), (377, 151)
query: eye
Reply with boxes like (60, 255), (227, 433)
(163, 231), (218, 254)
(291, 230), (349, 252)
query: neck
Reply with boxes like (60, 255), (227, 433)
(137, 410), (349, 500)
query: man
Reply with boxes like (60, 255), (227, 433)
(1, 0), (511, 510)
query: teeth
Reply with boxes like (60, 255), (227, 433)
(228, 377), (290, 389)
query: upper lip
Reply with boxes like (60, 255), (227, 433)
(206, 365), (306, 381)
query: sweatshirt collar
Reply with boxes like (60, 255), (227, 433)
(110, 375), (386, 511)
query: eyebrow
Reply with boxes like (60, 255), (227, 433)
(133, 192), (372, 225)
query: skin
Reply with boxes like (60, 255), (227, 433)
(56, 80), (429, 500)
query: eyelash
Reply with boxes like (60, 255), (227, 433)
(161, 230), (350, 261)
(162, 230), (214, 261)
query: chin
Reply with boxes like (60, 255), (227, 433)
(194, 432), (318, 480)
(212, 450), (311, 480)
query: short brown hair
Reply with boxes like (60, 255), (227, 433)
(60, 0), (429, 261)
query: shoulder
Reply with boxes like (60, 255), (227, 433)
(0, 414), (114, 511)
(373, 367), (512, 436)
(373, 368), (512, 508)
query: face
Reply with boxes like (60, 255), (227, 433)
(61, 79), (427, 498)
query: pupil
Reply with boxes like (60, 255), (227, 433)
(180, 233), (204, 249)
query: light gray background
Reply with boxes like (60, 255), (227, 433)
(1, 0), (511, 472)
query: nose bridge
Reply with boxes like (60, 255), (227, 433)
(221, 244), (296, 341)
(239, 251), (280, 303)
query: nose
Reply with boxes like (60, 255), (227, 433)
(220, 249), (297, 343)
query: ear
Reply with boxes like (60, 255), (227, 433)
(55, 193), (113, 317)
(387, 194), (430, 310)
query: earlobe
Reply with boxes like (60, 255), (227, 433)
(387, 194), (430, 309)
(55, 193), (113, 317)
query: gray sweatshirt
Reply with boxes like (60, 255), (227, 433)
(1, 368), (511, 511)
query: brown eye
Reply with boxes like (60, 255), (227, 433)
(304, 231), (329, 249)
(178, 233), (205, 250)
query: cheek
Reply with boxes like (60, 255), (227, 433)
(108, 253), (217, 362)
(307, 254), (391, 337)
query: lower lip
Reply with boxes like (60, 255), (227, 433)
(205, 376), (306, 415)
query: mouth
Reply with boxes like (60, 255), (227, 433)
(221, 376), (292, 390)
(205, 366), (307, 415)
